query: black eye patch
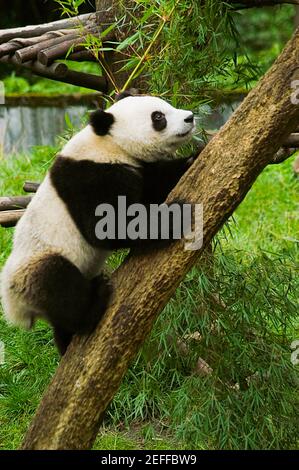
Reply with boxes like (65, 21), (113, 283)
(151, 111), (167, 131)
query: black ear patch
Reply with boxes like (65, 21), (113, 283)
(89, 110), (114, 136)
(115, 91), (133, 101)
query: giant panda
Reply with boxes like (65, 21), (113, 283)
(0, 93), (196, 355)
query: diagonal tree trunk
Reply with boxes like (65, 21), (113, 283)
(21, 27), (299, 450)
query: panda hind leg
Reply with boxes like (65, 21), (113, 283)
(27, 254), (112, 355)
(53, 272), (113, 355)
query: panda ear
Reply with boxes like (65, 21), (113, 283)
(115, 91), (133, 102)
(89, 109), (114, 136)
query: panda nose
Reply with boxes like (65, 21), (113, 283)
(184, 113), (194, 123)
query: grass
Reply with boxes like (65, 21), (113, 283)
(0, 146), (298, 450)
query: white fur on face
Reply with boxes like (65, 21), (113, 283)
(60, 96), (194, 164)
(107, 96), (195, 159)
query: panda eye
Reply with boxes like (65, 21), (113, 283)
(151, 111), (167, 131)
(152, 111), (164, 121)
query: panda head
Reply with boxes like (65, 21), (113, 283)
(89, 94), (195, 160)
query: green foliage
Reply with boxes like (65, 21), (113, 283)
(113, 1), (240, 103)
(55, 0), (245, 102)
(55, 0), (86, 17)
(0, 148), (297, 449)
(232, 6), (294, 88)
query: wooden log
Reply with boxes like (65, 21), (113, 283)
(0, 196), (32, 211)
(37, 28), (110, 66)
(14, 32), (83, 64)
(57, 69), (107, 92)
(0, 210), (25, 228)
(0, 55), (69, 78)
(23, 182), (40, 193)
(21, 26), (299, 450)
(0, 55), (107, 92)
(0, 30), (79, 59)
(0, 14), (95, 44)
(37, 41), (86, 67)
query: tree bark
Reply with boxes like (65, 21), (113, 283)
(20, 26), (299, 450)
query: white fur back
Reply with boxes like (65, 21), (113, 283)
(61, 125), (141, 166)
(11, 175), (109, 278)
